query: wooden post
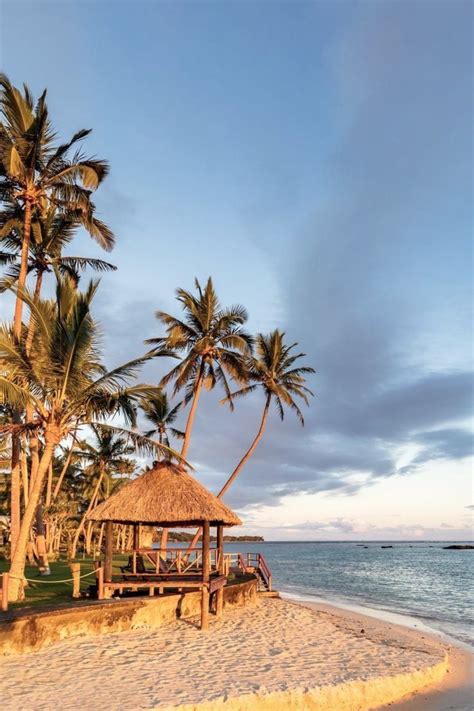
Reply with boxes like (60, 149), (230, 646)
(201, 520), (210, 630)
(1, 573), (8, 612)
(104, 521), (113, 583)
(70, 562), (81, 598)
(216, 525), (224, 617)
(97, 566), (104, 600)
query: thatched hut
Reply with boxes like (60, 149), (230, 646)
(87, 461), (241, 629)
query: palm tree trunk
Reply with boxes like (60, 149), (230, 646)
(71, 465), (105, 559)
(185, 394), (272, 554)
(8, 434), (57, 601)
(45, 462), (53, 507)
(218, 394), (271, 497)
(170, 364), (206, 556)
(25, 270), (43, 354)
(85, 521), (94, 554)
(9, 436), (21, 557)
(52, 430), (78, 500)
(35, 503), (50, 575)
(10, 228), (37, 558)
(25, 270), (45, 570)
(180, 363), (205, 459)
(13, 198), (33, 337)
(20, 449), (29, 508)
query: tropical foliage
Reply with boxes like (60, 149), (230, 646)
(146, 277), (253, 457)
(0, 75), (315, 604)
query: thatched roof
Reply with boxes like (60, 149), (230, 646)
(87, 461), (241, 527)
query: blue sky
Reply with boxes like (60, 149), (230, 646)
(1, 0), (472, 539)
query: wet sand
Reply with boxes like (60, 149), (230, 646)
(295, 598), (473, 710)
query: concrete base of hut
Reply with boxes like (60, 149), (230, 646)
(0, 576), (258, 656)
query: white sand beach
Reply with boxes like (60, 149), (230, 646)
(1, 597), (463, 711)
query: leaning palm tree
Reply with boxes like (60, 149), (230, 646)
(185, 330), (314, 553)
(139, 389), (184, 449)
(70, 426), (135, 558)
(218, 330), (315, 497)
(146, 277), (253, 459)
(0, 275), (179, 601)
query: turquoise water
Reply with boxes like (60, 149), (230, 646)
(224, 541), (474, 647)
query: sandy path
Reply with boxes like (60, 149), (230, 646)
(0, 598), (448, 710)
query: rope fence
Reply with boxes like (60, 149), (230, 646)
(1, 567), (101, 611)
(8, 570), (97, 584)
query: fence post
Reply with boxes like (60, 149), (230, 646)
(70, 562), (81, 598)
(97, 566), (104, 600)
(1, 573), (9, 612)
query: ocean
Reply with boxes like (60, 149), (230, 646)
(225, 541), (474, 648)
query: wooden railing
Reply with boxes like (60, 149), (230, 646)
(222, 552), (272, 590)
(114, 548), (272, 590)
(126, 547), (223, 577)
(222, 552), (247, 574)
(256, 553), (272, 591)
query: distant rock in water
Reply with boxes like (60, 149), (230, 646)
(443, 544), (474, 550)
(381, 545), (393, 549)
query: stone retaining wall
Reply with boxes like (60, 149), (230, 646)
(0, 577), (258, 656)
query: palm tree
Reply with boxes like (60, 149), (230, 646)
(218, 330), (315, 497)
(0, 275), (179, 601)
(0, 208), (116, 563)
(139, 389), (184, 449)
(185, 330), (314, 554)
(0, 206), (116, 293)
(0, 75), (113, 552)
(0, 74), (113, 339)
(0, 207), (116, 353)
(70, 426), (135, 558)
(146, 277), (253, 459)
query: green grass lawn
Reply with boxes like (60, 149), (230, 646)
(0, 552), (251, 614)
(0, 554), (129, 612)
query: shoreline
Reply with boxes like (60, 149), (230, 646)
(280, 589), (473, 651)
(288, 597), (473, 710)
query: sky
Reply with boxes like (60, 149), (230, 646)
(0, 0), (472, 540)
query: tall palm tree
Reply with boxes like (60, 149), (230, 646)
(0, 275), (179, 600)
(139, 389), (184, 449)
(0, 208), (116, 564)
(146, 277), (253, 459)
(219, 330), (315, 497)
(71, 426), (135, 558)
(0, 75), (113, 553)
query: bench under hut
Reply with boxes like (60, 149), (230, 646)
(86, 460), (242, 629)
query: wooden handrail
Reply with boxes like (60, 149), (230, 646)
(256, 553), (272, 590)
